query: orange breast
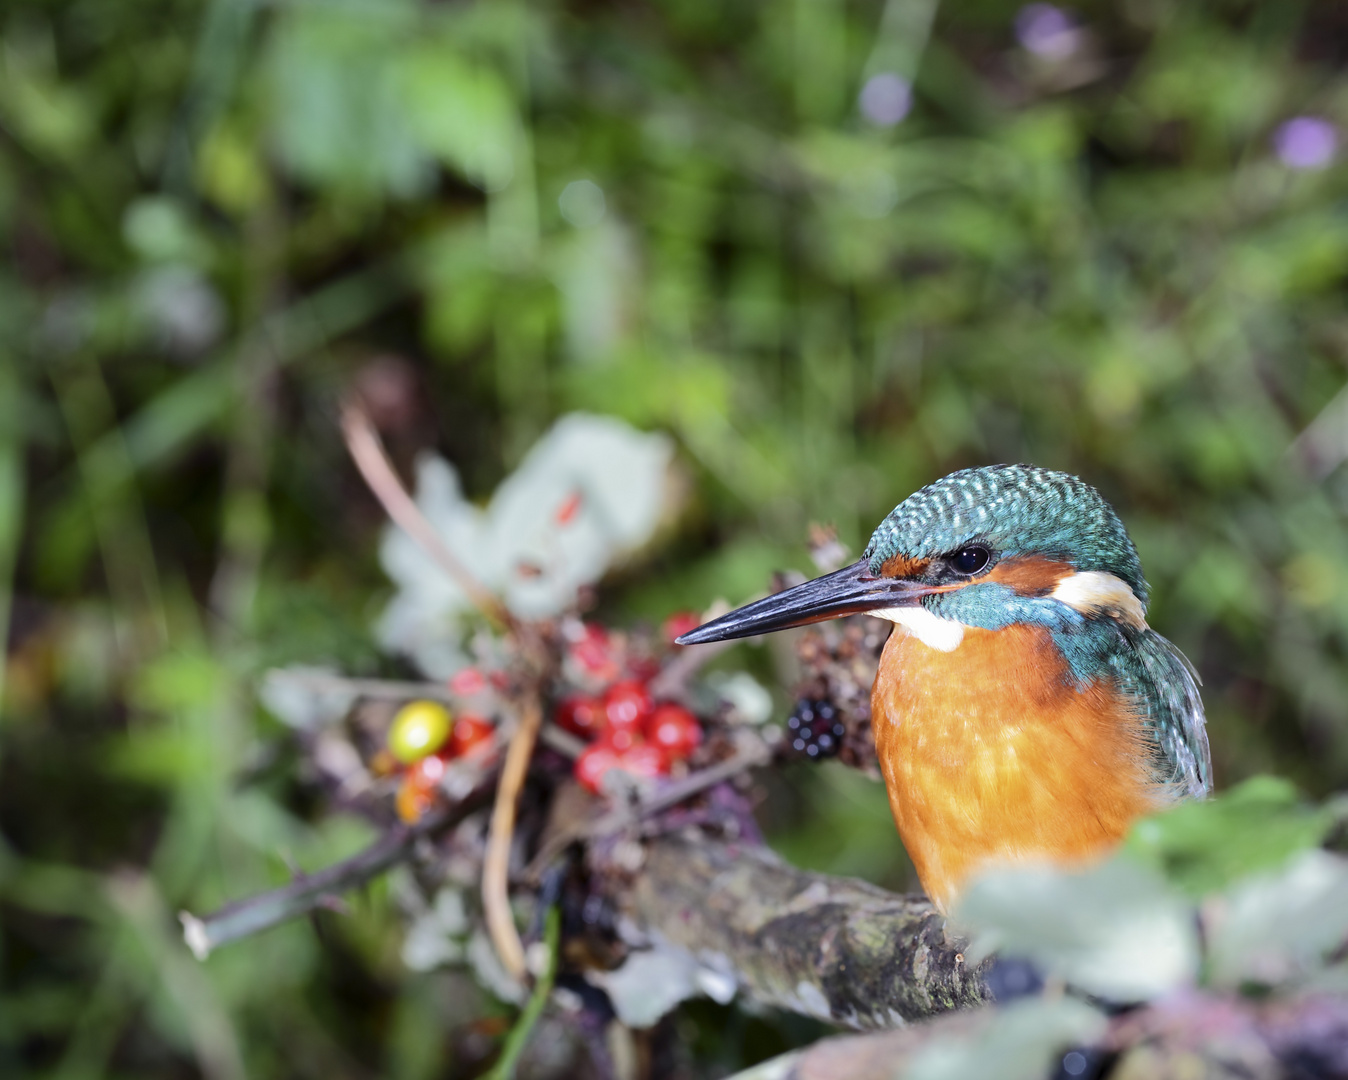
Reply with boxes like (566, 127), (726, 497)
(872, 622), (1160, 912)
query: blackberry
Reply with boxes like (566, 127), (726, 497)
(786, 699), (846, 759)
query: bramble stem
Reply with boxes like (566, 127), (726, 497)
(181, 785), (493, 958)
(486, 905), (560, 1080)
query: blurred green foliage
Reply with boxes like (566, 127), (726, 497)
(4, 0), (1348, 1075)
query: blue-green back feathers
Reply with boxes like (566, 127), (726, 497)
(1058, 615), (1211, 798)
(1117, 629), (1211, 798)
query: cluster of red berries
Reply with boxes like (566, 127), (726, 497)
(382, 689), (495, 823)
(557, 618), (705, 795)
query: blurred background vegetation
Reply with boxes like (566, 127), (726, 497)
(4, 0), (1348, 1075)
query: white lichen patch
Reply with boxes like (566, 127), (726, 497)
(789, 980), (833, 1020)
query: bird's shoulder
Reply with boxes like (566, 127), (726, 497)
(1106, 627), (1212, 799)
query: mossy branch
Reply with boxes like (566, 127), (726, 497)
(617, 833), (993, 1029)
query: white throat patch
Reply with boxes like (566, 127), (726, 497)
(868, 605), (966, 652)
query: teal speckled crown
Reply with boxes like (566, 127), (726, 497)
(862, 464), (1148, 606)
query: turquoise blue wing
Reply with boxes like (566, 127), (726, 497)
(1116, 630), (1211, 799)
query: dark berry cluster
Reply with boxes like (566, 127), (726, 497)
(786, 699), (845, 759)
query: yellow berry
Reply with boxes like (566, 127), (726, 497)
(387, 700), (453, 764)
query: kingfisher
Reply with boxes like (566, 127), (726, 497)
(677, 464), (1210, 912)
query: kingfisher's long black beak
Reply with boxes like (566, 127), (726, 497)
(675, 557), (946, 646)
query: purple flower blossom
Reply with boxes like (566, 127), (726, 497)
(1273, 117), (1338, 171)
(1015, 4), (1082, 60)
(859, 73), (912, 127)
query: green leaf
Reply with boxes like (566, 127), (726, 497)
(905, 998), (1107, 1080)
(1124, 776), (1335, 897)
(1205, 848), (1348, 990)
(954, 857), (1199, 1002)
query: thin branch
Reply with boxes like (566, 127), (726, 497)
(181, 779), (495, 959)
(599, 733), (771, 825)
(483, 694), (545, 980)
(486, 905), (561, 1080)
(538, 723), (587, 759)
(272, 669), (583, 756)
(340, 400), (511, 630)
(285, 671), (457, 703)
(523, 734), (772, 881)
(646, 639), (737, 701)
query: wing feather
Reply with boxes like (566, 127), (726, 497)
(1114, 629), (1211, 799)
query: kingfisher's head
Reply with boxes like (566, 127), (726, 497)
(677, 464), (1150, 652)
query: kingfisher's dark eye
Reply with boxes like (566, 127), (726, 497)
(951, 546), (991, 576)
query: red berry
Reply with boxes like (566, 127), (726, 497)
(627, 657), (662, 683)
(556, 695), (605, 739)
(571, 623), (619, 680)
(449, 667), (487, 695)
(618, 742), (668, 780)
(604, 726), (639, 752)
(447, 714), (494, 757)
(646, 704), (703, 761)
(663, 611), (702, 644)
(411, 754), (447, 784)
(603, 679), (652, 732)
(574, 743), (623, 794)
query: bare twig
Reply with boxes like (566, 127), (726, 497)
(272, 669), (583, 757)
(523, 734), (773, 881)
(538, 723), (587, 758)
(284, 671), (457, 703)
(486, 905), (561, 1080)
(483, 694), (545, 980)
(604, 733), (771, 823)
(647, 639), (737, 700)
(340, 401), (511, 629)
(1289, 379), (1348, 480)
(181, 779), (495, 958)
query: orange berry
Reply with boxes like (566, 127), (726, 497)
(396, 775), (436, 823)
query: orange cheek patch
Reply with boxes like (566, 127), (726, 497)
(880, 553), (931, 578)
(984, 555), (1073, 597)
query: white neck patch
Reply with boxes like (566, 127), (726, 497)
(868, 605), (966, 652)
(1050, 570), (1148, 629)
